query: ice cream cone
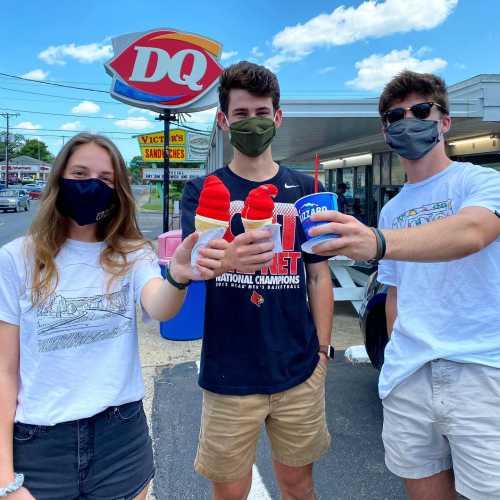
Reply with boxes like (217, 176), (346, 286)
(241, 217), (273, 231)
(195, 214), (229, 233)
(195, 176), (230, 232)
(241, 184), (278, 233)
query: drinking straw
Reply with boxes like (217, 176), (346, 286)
(314, 153), (319, 193)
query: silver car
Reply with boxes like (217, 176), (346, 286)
(0, 188), (30, 212)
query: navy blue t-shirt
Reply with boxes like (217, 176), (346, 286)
(181, 165), (329, 395)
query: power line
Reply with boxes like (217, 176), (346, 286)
(0, 72), (109, 93)
(0, 85), (125, 105)
(0, 106), (145, 121)
(1, 126), (140, 135)
(7, 131), (133, 141)
(0, 107), (214, 133)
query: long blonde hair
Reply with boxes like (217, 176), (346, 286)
(28, 133), (150, 305)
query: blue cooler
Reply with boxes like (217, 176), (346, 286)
(158, 231), (205, 341)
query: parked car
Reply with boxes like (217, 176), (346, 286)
(359, 270), (389, 370)
(27, 186), (44, 199)
(0, 188), (30, 212)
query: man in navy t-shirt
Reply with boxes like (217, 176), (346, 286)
(182, 61), (333, 499)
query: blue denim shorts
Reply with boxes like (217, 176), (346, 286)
(13, 400), (154, 500)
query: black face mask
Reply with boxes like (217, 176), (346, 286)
(57, 178), (115, 226)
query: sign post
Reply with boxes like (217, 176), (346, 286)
(158, 111), (174, 232)
(105, 28), (223, 232)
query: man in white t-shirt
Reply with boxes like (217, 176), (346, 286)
(309, 71), (500, 500)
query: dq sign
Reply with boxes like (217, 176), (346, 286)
(105, 29), (224, 113)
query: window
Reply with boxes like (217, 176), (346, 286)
(391, 153), (406, 185)
(373, 155), (381, 185)
(381, 153), (391, 185)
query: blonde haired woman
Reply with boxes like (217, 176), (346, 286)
(0, 133), (226, 499)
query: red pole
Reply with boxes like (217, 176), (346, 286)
(314, 153), (319, 193)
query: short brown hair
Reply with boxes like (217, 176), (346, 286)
(379, 70), (449, 116)
(218, 61), (280, 114)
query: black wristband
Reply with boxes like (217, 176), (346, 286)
(165, 265), (191, 290)
(369, 227), (387, 262)
(375, 228), (387, 260)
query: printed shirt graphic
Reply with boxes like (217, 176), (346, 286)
(182, 166), (328, 395)
(377, 162), (500, 399)
(0, 237), (161, 425)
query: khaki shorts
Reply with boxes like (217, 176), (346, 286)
(195, 362), (331, 482)
(382, 360), (500, 500)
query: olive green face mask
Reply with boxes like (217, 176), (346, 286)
(227, 116), (277, 157)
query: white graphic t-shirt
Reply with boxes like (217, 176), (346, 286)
(0, 237), (162, 425)
(377, 162), (500, 399)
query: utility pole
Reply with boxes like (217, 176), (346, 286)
(156, 111), (176, 233)
(0, 112), (20, 188)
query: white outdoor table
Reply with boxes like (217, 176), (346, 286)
(328, 256), (369, 314)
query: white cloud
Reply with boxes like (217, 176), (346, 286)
(347, 47), (447, 91)
(318, 66), (335, 75)
(415, 46), (433, 57)
(16, 121), (42, 130)
(114, 116), (153, 130)
(250, 46), (264, 58)
(104, 113), (115, 118)
(38, 41), (112, 65)
(72, 101), (101, 114)
(180, 108), (216, 126)
(264, 52), (303, 72)
(21, 69), (49, 80)
(128, 108), (157, 117)
(221, 50), (238, 61)
(267, 0), (457, 70)
(60, 121), (82, 131)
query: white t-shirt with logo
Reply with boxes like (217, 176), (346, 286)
(378, 162), (500, 399)
(0, 237), (162, 425)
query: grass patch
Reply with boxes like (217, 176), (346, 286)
(141, 201), (162, 211)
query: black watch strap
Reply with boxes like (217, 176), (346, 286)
(319, 345), (335, 359)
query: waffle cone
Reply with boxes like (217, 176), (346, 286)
(242, 217), (273, 231)
(195, 214), (229, 232)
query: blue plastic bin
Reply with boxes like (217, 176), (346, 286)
(159, 264), (205, 341)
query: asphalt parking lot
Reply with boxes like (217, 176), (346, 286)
(150, 357), (406, 500)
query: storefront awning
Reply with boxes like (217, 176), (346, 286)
(207, 74), (500, 172)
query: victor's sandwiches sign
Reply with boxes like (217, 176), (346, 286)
(105, 29), (223, 112)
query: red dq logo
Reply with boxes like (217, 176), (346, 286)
(105, 29), (224, 111)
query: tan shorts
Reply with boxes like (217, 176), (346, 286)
(195, 362), (331, 482)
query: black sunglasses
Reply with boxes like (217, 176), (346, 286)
(382, 102), (448, 125)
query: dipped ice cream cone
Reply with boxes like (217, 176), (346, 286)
(195, 175), (230, 233)
(241, 184), (278, 232)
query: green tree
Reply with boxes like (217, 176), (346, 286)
(18, 139), (54, 163)
(128, 156), (145, 184)
(0, 132), (25, 161)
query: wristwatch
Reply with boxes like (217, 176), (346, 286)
(0, 473), (24, 497)
(319, 345), (335, 360)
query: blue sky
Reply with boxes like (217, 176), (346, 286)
(1, 0), (499, 161)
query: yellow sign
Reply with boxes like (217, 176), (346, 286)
(137, 128), (209, 163)
(137, 129), (186, 146)
(142, 147), (186, 161)
(138, 129), (188, 162)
